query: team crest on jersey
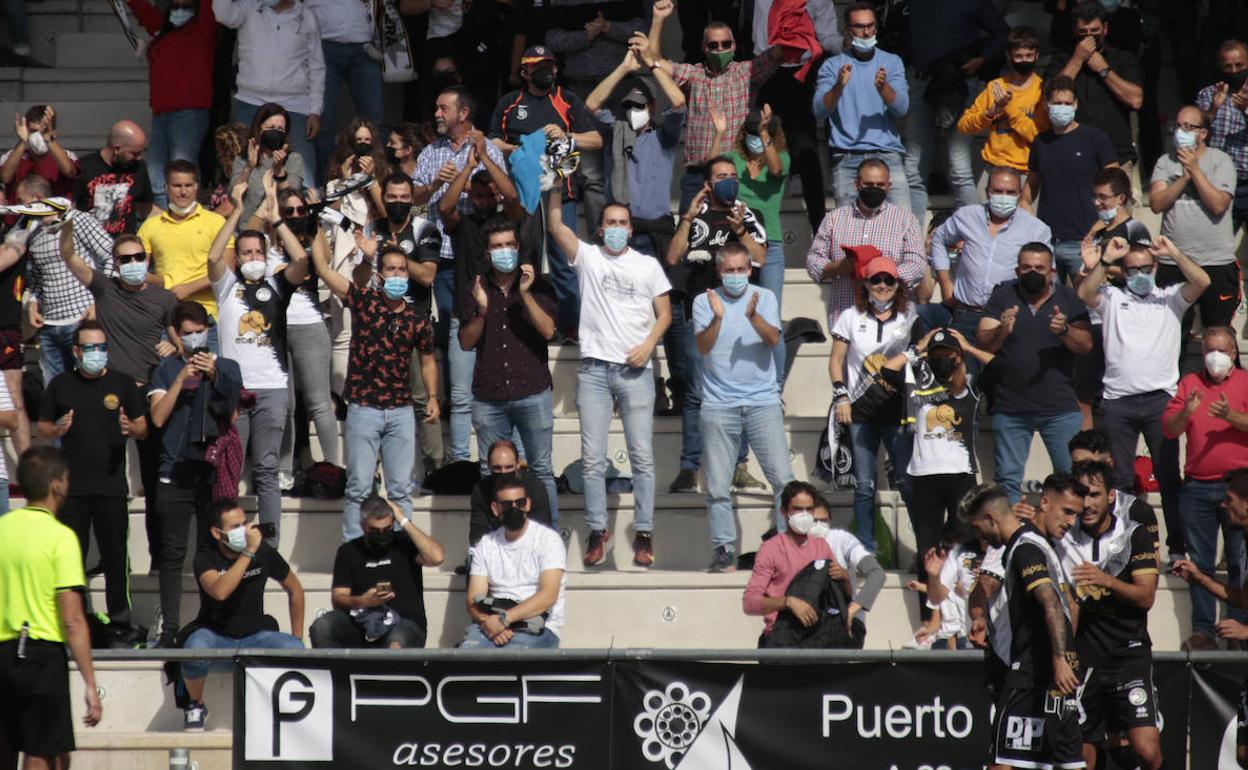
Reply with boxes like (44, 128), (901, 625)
(103, 393), (120, 410)
(516, 105), (528, 121)
(255, 287), (273, 303)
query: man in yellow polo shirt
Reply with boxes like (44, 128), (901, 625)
(137, 159), (235, 352)
(0, 447), (102, 769)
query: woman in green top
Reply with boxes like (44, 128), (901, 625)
(711, 103), (791, 385)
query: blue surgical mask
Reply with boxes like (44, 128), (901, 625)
(79, 350), (108, 375)
(988, 194), (1018, 218)
(490, 247), (518, 273)
(169, 7), (194, 26)
(223, 527), (248, 552)
(118, 261), (148, 286)
(1047, 104), (1076, 128)
(851, 35), (877, 53)
(382, 276), (408, 300)
(712, 178), (739, 204)
(602, 226), (629, 253)
(1174, 128), (1198, 150)
(1097, 206), (1118, 223)
(744, 134), (765, 155)
(1126, 272), (1155, 297)
(721, 273), (749, 296)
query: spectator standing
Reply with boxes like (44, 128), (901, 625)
(231, 104), (308, 225)
(181, 500), (304, 730)
(927, 168), (1052, 342)
(37, 321), (149, 630)
(547, 188), (671, 568)
(694, 243), (793, 572)
(458, 219), (559, 524)
(310, 496), (444, 648)
(215, 0), (324, 189)
(73, 120), (153, 236)
(0, 448), (103, 770)
(1054, 1), (1144, 168)
(977, 244), (1092, 502)
(1149, 105), (1238, 348)
(804, 159), (926, 333)
(1077, 235), (1208, 565)
(1198, 40), (1248, 232)
(460, 475), (567, 649)
(812, 2), (910, 211)
(128, 0), (217, 208)
(0, 105), (78, 204)
(1162, 327), (1248, 651)
(207, 124), (248, 215)
(957, 27), (1045, 197)
(1023, 75), (1118, 283)
(305, 0), (383, 184)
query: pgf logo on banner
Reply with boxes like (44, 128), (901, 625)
(1004, 716), (1044, 751)
(245, 668), (334, 761)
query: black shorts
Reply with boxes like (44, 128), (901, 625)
(0, 639), (76, 756)
(1237, 676), (1248, 747)
(1078, 658), (1160, 743)
(993, 685), (1086, 769)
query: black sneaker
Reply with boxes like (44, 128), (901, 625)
(184, 700), (208, 731)
(668, 468), (698, 493)
(708, 546), (737, 573)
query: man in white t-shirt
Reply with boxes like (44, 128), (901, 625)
(1076, 234), (1208, 562)
(547, 188), (672, 569)
(460, 474), (566, 648)
(207, 182), (309, 546)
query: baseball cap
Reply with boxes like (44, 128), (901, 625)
(928, 328), (962, 353)
(521, 45), (556, 66)
(621, 83), (653, 107)
(859, 255), (899, 281)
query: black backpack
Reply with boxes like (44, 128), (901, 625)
(765, 559), (866, 649)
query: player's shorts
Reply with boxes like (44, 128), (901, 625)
(0, 329), (22, 370)
(1236, 676), (1248, 748)
(993, 685), (1087, 769)
(1078, 657), (1160, 742)
(0, 639), (76, 755)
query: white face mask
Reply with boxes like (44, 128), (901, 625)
(626, 107), (650, 132)
(1206, 350), (1235, 380)
(808, 521), (831, 539)
(240, 259), (267, 282)
(788, 511), (815, 535)
(26, 131), (49, 156)
(168, 200), (197, 216)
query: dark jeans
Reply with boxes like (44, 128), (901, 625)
(309, 610), (427, 649)
(1182, 478), (1247, 639)
(157, 462), (215, 634)
(759, 66), (824, 233)
(138, 428), (162, 567)
(633, 235), (688, 403)
(60, 494), (130, 624)
(908, 473), (975, 620)
(1235, 174), (1248, 234)
(1102, 391), (1184, 557)
(1156, 262), (1239, 374)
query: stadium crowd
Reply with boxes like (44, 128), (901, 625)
(7, 0), (1248, 766)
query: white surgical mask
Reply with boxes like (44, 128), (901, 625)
(240, 259), (267, 282)
(168, 200), (197, 216)
(1097, 206), (1118, 223)
(26, 131), (49, 156)
(788, 511), (815, 535)
(808, 521), (831, 540)
(181, 330), (208, 351)
(626, 107), (650, 132)
(1206, 350), (1235, 380)
(851, 36), (877, 53)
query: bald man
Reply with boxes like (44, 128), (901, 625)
(72, 120), (154, 236)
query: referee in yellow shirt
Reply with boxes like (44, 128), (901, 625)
(0, 447), (102, 770)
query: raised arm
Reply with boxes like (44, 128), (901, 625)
(545, 187), (581, 263)
(632, 33), (684, 108)
(647, 0), (676, 75)
(586, 48), (641, 113)
(209, 179), (248, 283)
(309, 228), (352, 300)
(1077, 236), (1121, 310)
(1154, 234), (1211, 303)
(57, 218), (95, 287)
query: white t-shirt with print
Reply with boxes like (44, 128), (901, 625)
(573, 241), (671, 367)
(1097, 283), (1192, 400)
(212, 269), (288, 390)
(830, 307), (915, 401)
(469, 521), (567, 637)
(926, 543), (980, 638)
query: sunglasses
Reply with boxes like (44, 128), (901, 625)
(79, 343), (108, 353)
(281, 206), (308, 217)
(116, 251), (146, 265)
(868, 274), (897, 286)
(705, 40), (734, 51)
(499, 497), (530, 508)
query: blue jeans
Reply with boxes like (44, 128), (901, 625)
(678, 316), (750, 472)
(1052, 238), (1085, 286)
(990, 411), (1083, 503)
(39, 323), (78, 386)
(829, 150), (911, 214)
(236, 388), (290, 547)
(702, 403), (794, 548)
(343, 403), (415, 541)
(849, 421), (914, 552)
(148, 109), (211, 208)
(315, 41), (384, 183)
(434, 264), (473, 462)
(458, 623), (561, 649)
(1182, 478), (1247, 639)
(181, 627), (303, 680)
(0, 480), (9, 514)
(230, 99), (317, 190)
(904, 70), (980, 216)
(576, 358), (655, 533)
(546, 198), (580, 333)
(759, 242), (786, 387)
(473, 390), (558, 528)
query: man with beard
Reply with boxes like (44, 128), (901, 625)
(309, 495), (444, 649)
(1057, 460), (1163, 770)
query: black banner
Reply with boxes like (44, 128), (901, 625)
(1189, 659), (1248, 769)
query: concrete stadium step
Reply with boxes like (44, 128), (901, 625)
(25, 1), (129, 64)
(16, 66), (150, 102)
(50, 31), (145, 69)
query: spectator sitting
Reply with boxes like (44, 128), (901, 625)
(180, 499), (305, 731)
(468, 440), (554, 567)
(0, 105), (78, 205)
(811, 498), (885, 636)
(72, 120), (153, 236)
(460, 473), (567, 649)
(310, 495), (444, 649)
(232, 104), (307, 224)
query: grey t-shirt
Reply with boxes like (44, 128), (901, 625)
(231, 152), (306, 226)
(88, 271), (177, 383)
(1150, 146), (1237, 266)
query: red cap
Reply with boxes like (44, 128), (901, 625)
(842, 245), (883, 279)
(860, 255), (899, 281)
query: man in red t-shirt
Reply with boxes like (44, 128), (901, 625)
(0, 105), (79, 205)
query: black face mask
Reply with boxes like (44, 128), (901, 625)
(354, 141), (373, 158)
(385, 201), (410, 225)
(1018, 270), (1047, 297)
(259, 129), (286, 152)
(501, 505), (527, 531)
(1224, 70), (1248, 91)
(284, 216), (314, 239)
(385, 146), (402, 166)
(858, 185), (887, 210)
(530, 67), (557, 90)
(929, 355), (959, 382)
(1013, 60), (1035, 75)
(111, 154), (138, 173)
(364, 527), (395, 551)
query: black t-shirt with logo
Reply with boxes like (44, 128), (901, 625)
(1072, 524), (1158, 663)
(1000, 524), (1078, 690)
(372, 216), (441, 317)
(331, 536), (428, 634)
(450, 210), (544, 320)
(678, 203), (766, 317)
(39, 369), (147, 497)
(193, 543), (291, 638)
(72, 151), (155, 236)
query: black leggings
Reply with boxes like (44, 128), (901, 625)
(61, 495), (131, 624)
(908, 473), (976, 614)
(157, 462), (215, 634)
